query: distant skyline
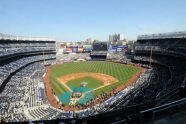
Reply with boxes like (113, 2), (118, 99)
(0, 0), (186, 41)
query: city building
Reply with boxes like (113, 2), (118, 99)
(109, 33), (127, 45)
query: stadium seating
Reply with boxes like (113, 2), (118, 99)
(0, 34), (57, 122)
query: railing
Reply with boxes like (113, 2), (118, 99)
(139, 98), (186, 124)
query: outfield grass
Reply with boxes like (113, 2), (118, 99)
(50, 76), (68, 96)
(50, 61), (141, 96)
(66, 76), (103, 89)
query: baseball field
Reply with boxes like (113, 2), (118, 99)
(48, 61), (142, 105)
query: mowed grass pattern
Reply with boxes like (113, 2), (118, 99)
(66, 77), (103, 89)
(50, 76), (68, 96)
(50, 61), (141, 96)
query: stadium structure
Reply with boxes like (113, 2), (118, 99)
(90, 41), (108, 60)
(0, 31), (186, 124)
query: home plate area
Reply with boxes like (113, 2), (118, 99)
(69, 82), (91, 105)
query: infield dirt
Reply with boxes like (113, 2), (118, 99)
(57, 73), (118, 87)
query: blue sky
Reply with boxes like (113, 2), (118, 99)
(0, 0), (186, 41)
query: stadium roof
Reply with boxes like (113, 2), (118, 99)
(138, 31), (186, 40)
(0, 33), (55, 42)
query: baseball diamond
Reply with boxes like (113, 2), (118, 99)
(45, 61), (143, 108)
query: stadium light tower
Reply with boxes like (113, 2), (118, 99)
(149, 47), (153, 67)
(43, 49), (45, 65)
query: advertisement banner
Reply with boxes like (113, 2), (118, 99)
(66, 47), (72, 52)
(78, 47), (84, 52)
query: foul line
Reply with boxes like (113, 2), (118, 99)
(57, 79), (73, 92)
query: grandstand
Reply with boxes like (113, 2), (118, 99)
(0, 33), (57, 122)
(0, 33), (56, 92)
(135, 31), (186, 58)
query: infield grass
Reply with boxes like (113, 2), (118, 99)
(66, 76), (103, 89)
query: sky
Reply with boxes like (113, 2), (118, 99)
(0, 0), (186, 41)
